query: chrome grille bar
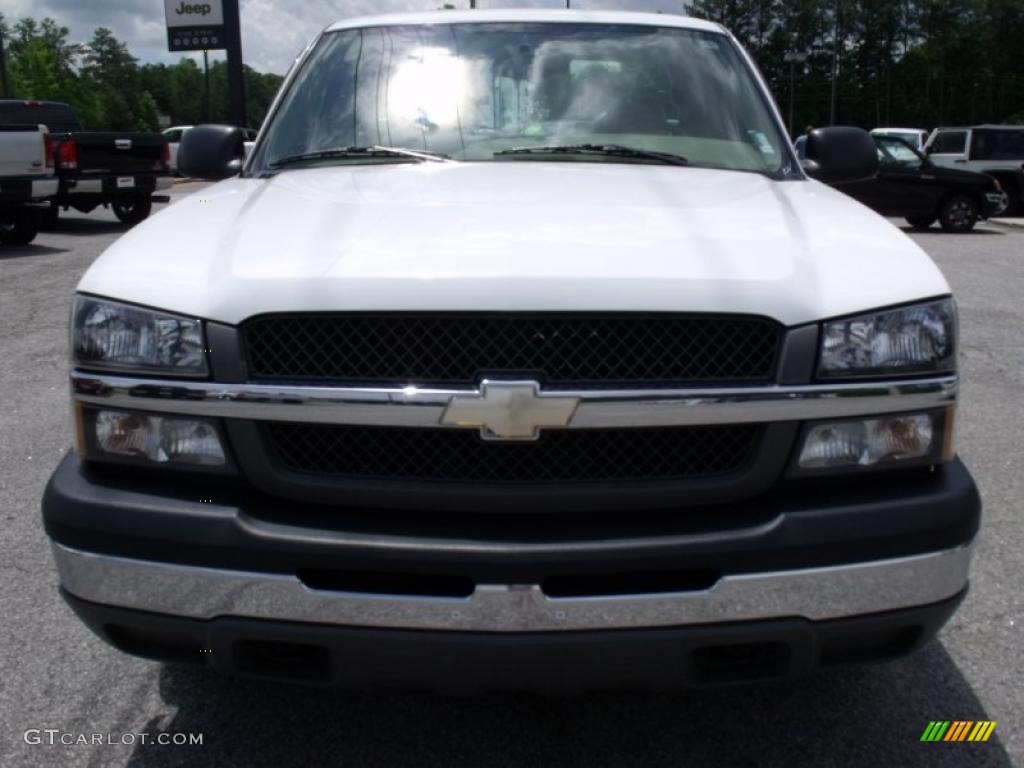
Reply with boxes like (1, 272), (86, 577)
(71, 372), (958, 429)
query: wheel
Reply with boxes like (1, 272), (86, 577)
(41, 201), (60, 229)
(111, 194), (153, 225)
(938, 195), (979, 233)
(0, 207), (41, 246)
(906, 214), (935, 230)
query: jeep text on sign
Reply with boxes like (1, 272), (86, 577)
(166, 0), (224, 27)
(164, 0), (226, 52)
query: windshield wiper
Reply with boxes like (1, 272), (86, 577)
(269, 145), (451, 168)
(494, 143), (688, 167)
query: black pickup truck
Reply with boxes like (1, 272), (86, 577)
(0, 100), (171, 227)
(834, 134), (1006, 232)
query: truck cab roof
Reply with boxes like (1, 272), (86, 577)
(325, 9), (723, 34)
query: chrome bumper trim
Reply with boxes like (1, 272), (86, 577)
(52, 543), (973, 632)
(31, 178), (59, 199)
(70, 372), (958, 430)
(72, 179), (103, 194)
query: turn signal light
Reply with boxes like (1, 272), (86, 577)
(92, 410), (226, 467)
(793, 411), (948, 475)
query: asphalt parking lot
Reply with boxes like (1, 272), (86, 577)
(1, 187), (1022, 767)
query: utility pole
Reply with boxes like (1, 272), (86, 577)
(784, 51), (808, 137)
(203, 49), (211, 122)
(223, 0), (247, 128)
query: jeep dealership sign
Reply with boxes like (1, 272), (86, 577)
(165, 0), (226, 52)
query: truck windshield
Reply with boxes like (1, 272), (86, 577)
(256, 22), (791, 176)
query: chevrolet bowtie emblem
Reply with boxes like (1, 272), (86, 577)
(440, 380), (579, 440)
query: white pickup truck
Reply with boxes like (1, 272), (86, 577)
(45, 10), (979, 692)
(925, 125), (1024, 214)
(0, 122), (58, 245)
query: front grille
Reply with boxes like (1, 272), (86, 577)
(243, 313), (781, 386)
(263, 423), (762, 484)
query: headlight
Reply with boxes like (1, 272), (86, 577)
(818, 298), (956, 378)
(72, 295), (208, 376)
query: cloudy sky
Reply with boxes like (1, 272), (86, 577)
(3, 0), (687, 75)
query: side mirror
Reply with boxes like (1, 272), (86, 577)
(178, 124), (245, 180)
(801, 127), (878, 184)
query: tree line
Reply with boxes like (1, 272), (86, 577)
(689, 0), (1024, 135)
(0, 15), (284, 131)
(3, 4), (1024, 136)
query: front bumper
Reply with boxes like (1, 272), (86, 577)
(44, 453), (980, 686)
(51, 541), (973, 633)
(985, 191), (1007, 217)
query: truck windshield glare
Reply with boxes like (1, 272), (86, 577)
(256, 23), (791, 175)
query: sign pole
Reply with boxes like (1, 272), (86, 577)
(165, 0), (242, 125)
(783, 51), (807, 137)
(203, 49), (211, 122)
(223, 0), (247, 129)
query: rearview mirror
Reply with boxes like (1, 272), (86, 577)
(801, 127), (878, 184)
(178, 124), (245, 180)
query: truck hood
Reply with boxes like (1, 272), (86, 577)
(79, 162), (950, 326)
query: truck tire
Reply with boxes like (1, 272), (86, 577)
(938, 195), (979, 233)
(112, 195), (153, 225)
(0, 207), (41, 246)
(906, 214), (935, 230)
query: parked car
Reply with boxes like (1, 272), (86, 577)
(164, 125), (258, 174)
(0, 100), (171, 227)
(0, 120), (58, 245)
(924, 125), (1024, 214)
(870, 127), (929, 151)
(835, 134), (1005, 232)
(44, 10), (979, 692)
(161, 125), (191, 173)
